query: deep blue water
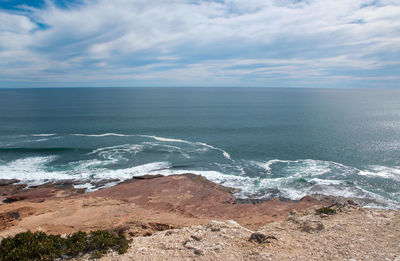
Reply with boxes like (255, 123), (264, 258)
(0, 87), (399, 208)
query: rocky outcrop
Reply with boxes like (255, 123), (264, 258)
(3, 182), (86, 203)
(249, 232), (277, 243)
(89, 174), (326, 229)
(0, 184), (27, 202)
(300, 219), (324, 232)
(0, 174), (399, 260)
(0, 179), (20, 186)
(95, 206), (400, 261)
(0, 174), (329, 238)
(3, 187), (80, 203)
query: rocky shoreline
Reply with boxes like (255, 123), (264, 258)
(0, 174), (328, 235)
(1, 174), (399, 260)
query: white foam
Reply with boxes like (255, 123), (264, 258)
(73, 133), (131, 137)
(0, 156), (173, 186)
(263, 159), (283, 171)
(196, 142), (232, 160)
(34, 138), (49, 142)
(251, 159), (286, 172)
(140, 135), (189, 143)
(71, 133), (232, 160)
(89, 144), (144, 155)
(0, 156), (72, 181)
(251, 158), (352, 178)
(71, 133), (231, 160)
(93, 161), (171, 180)
(141, 142), (191, 158)
(258, 176), (384, 201)
(359, 165), (400, 180)
(223, 151), (231, 160)
(4, 134), (399, 209)
(74, 183), (95, 191)
(1, 154), (398, 209)
(236, 166), (246, 175)
(70, 159), (106, 169)
(295, 159), (332, 177)
(142, 135), (232, 160)
(32, 134), (56, 137)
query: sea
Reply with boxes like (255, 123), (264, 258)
(0, 87), (399, 209)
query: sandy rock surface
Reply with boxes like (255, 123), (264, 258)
(1, 174), (398, 260)
(96, 206), (400, 261)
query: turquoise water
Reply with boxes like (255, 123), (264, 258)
(0, 87), (399, 208)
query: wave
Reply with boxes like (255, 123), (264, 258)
(31, 134), (56, 137)
(196, 142), (232, 160)
(88, 144), (144, 155)
(94, 161), (171, 180)
(141, 135), (232, 160)
(0, 156), (171, 187)
(72, 133), (131, 137)
(0, 156), (72, 182)
(73, 133), (232, 160)
(251, 158), (355, 178)
(139, 135), (189, 143)
(1, 133), (399, 209)
(358, 165), (400, 181)
(253, 159), (400, 182)
(145, 167), (399, 209)
(0, 154), (399, 209)
(142, 142), (191, 159)
(88, 142), (191, 160)
(0, 147), (83, 152)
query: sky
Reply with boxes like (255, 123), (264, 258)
(0, 0), (399, 88)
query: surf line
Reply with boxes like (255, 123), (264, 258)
(72, 133), (233, 161)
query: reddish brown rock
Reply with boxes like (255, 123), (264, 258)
(91, 173), (328, 229)
(4, 188), (64, 203)
(0, 184), (26, 196)
(3, 183), (86, 203)
(0, 179), (20, 186)
(0, 173), (330, 237)
(0, 184), (27, 203)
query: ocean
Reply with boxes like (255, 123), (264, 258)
(0, 87), (399, 209)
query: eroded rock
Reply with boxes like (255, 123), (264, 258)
(249, 233), (277, 243)
(301, 220), (324, 233)
(0, 179), (20, 186)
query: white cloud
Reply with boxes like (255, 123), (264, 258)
(0, 0), (399, 87)
(0, 11), (36, 33)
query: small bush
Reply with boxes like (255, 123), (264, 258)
(87, 230), (129, 256)
(0, 230), (130, 261)
(315, 206), (337, 215)
(65, 231), (88, 257)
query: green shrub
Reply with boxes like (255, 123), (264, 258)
(315, 206), (337, 215)
(0, 230), (130, 261)
(64, 231), (88, 257)
(87, 230), (129, 256)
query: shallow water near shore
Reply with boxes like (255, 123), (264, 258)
(0, 87), (399, 209)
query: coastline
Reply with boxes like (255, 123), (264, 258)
(1, 174), (399, 260)
(0, 174), (329, 237)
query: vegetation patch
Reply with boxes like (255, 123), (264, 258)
(315, 206), (337, 215)
(0, 230), (130, 261)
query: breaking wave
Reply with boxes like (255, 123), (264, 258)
(31, 134), (56, 137)
(73, 133), (232, 160)
(0, 133), (399, 209)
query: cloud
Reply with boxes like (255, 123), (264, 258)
(0, 0), (399, 87)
